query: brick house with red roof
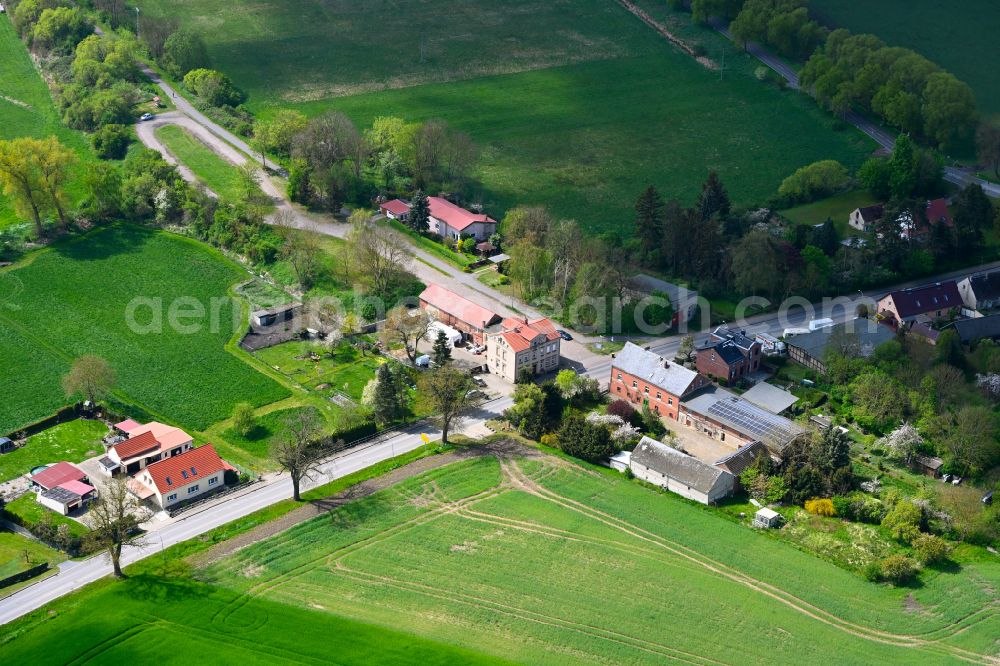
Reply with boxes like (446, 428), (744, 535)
(486, 317), (561, 382)
(419, 284), (502, 345)
(132, 445), (226, 509)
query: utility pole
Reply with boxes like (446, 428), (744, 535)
(135, 6), (140, 39)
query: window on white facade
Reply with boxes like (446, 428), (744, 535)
(208, 477), (218, 486)
(167, 493), (177, 502)
(188, 484), (200, 494)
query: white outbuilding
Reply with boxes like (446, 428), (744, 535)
(629, 436), (735, 505)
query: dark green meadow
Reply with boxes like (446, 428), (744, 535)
(0, 225), (289, 434)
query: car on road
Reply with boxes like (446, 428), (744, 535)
(557, 329), (573, 341)
(140, 112), (154, 121)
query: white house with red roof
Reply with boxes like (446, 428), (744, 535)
(101, 421), (194, 475)
(486, 317), (561, 382)
(419, 284), (503, 345)
(428, 197), (496, 241)
(132, 444), (226, 509)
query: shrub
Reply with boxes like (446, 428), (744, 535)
(879, 555), (920, 585)
(558, 413), (615, 463)
(91, 124), (131, 159)
(912, 534), (952, 565)
(539, 433), (559, 448)
(607, 399), (640, 427)
(231, 402), (256, 437)
(882, 500), (922, 543)
(804, 498), (836, 516)
(830, 495), (852, 518)
(183, 68), (245, 107)
(778, 160), (850, 204)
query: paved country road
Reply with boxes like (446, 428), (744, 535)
(709, 22), (1000, 198)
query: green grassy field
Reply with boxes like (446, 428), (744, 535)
(0, 419), (108, 483)
(0, 532), (65, 580)
(0, 574), (510, 665)
(255, 340), (386, 401)
(0, 18), (96, 230)
(3, 494), (89, 539)
(154, 124), (265, 201)
(132, 0), (874, 233)
(811, 0), (1000, 117)
(781, 189), (879, 238)
(0, 225), (289, 435)
(221, 406), (323, 458)
(192, 455), (1000, 664)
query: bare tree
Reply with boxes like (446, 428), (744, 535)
(381, 306), (432, 365)
(86, 477), (151, 578)
(418, 366), (483, 444)
(272, 410), (326, 501)
(347, 217), (410, 295)
(274, 211), (321, 289)
(62, 355), (116, 405)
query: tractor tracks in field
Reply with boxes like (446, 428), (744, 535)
(500, 459), (999, 664)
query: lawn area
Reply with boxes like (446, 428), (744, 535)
(0, 18), (96, 231)
(154, 125), (265, 202)
(388, 220), (476, 268)
(220, 406), (323, 459)
(3, 494), (89, 540)
(195, 455), (1000, 663)
(811, 0), (1000, 117)
(0, 224), (289, 434)
(0, 419), (108, 483)
(255, 340), (386, 400)
(781, 189), (879, 239)
(133, 0), (874, 234)
(0, 532), (65, 580)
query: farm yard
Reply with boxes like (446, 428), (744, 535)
(190, 454), (1000, 665)
(133, 0), (874, 233)
(0, 224), (289, 434)
(810, 0), (1000, 117)
(0, 18), (95, 230)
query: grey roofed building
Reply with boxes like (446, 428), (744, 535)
(714, 440), (769, 476)
(957, 271), (1000, 311)
(786, 318), (895, 375)
(682, 386), (805, 456)
(947, 314), (1000, 343)
(709, 325), (758, 354)
(626, 274), (699, 322)
(740, 382), (799, 414)
(630, 436), (735, 504)
(613, 342), (704, 398)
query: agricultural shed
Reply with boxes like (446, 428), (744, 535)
(740, 383), (798, 415)
(629, 436), (734, 505)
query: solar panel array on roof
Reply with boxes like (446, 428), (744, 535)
(705, 397), (804, 449)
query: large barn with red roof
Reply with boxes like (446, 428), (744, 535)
(419, 284), (502, 345)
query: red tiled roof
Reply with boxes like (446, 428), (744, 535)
(113, 431), (160, 460)
(881, 281), (961, 320)
(926, 198), (952, 226)
(114, 418), (140, 432)
(143, 445), (225, 494)
(30, 462), (86, 490)
(428, 197), (496, 232)
(380, 199), (410, 216)
(420, 284), (501, 329)
(497, 317), (560, 352)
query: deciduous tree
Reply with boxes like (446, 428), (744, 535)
(381, 306), (432, 365)
(272, 409), (326, 501)
(86, 476), (151, 578)
(62, 355), (116, 405)
(418, 366), (481, 444)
